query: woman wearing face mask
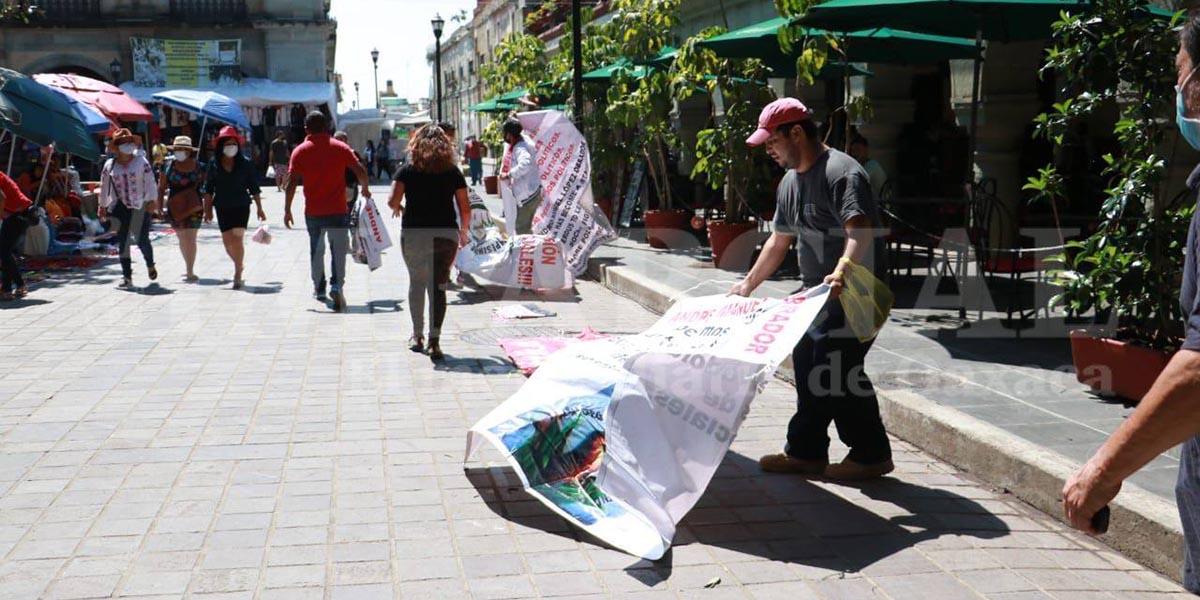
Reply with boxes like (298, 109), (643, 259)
(98, 129), (159, 288)
(201, 127), (265, 289)
(157, 136), (205, 282)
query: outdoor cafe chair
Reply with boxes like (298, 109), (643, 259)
(968, 180), (1056, 328)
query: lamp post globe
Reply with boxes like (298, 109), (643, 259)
(371, 48), (380, 109)
(432, 14), (444, 123)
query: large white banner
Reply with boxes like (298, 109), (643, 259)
(456, 191), (573, 290)
(466, 287), (830, 559)
(501, 110), (615, 276)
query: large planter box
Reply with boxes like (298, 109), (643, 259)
(707, 220), (758, 270)
(1069, 330), (1173, 403)
(644, 209), (692, 249)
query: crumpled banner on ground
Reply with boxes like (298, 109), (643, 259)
(455, 191), (573, 290)
(500, 110), (616, 276)
(465, 287), (830, 559)
(498, 327), (608, 376)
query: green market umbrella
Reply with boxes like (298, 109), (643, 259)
(0, 68), (99, 162)
(582, 60), (650, 81)
(798, 0), (1090, 42)
(470, 97), (516, 113)
(700, 17), (979, 64)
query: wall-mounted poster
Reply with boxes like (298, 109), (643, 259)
(131, 38), (242, 87)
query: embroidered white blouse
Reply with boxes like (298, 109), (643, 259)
(100, 155), (157, 210)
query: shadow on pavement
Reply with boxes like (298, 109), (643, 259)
(466, 450), (1010, 588)
(0, 298), (51, 309)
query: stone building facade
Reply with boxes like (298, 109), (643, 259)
(0, 0), (336, 86)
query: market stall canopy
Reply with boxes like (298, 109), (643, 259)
(699, 17), (979, 64)
(338, 108), (390, 124)
(47, 87), (114, 134)
(0, 68), (99, 161)
(33, 73), (153, 122)
(149, 89), (251, 129)
(396, 110), (432, 126)
(123, 79), (336, 110)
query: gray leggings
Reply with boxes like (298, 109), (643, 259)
(401, 231), (457, 340)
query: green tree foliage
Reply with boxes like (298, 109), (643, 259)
(1029, 1), (1187, 350)
(672, 27), (777, 223)
(605, 0), (683, 211)
(478, 32), (547, 147)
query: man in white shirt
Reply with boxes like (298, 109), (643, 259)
(499, 119), (541, 235)
(849, 136), (888, 201)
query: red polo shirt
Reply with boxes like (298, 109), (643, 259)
(289, 133), (360, 216)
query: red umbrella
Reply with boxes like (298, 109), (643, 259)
(32, 73), (154, 122)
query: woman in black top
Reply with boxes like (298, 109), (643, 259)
(201, 126), (266, 289)
(389, 125), (470, 361)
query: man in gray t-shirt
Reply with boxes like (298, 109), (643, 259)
(773, 150), (884, 289)
(731, 97), (892, 481)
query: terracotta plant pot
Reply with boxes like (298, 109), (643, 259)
(597, 197), (613, 221)
(643, 209), (692, 249)
(484, 175), (499, 195)
(707, 220), (758, 270)
(1069, 330), (1173, 403)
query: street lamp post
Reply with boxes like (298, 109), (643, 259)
(432, 14), (445, 124)
(371, 48), (380, 109)
(354, 81), (360, 110)
(109, 58), (122, 84)
(572, 0), (583, 133)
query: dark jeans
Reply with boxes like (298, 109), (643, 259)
(1177, 435), (1200, 592)
(0, 216), (27, 291)
(468, 158), (483, 185)
(306, 213), (350, 294)
(401, 229), (457, 340)
(111, 202), (154, 279)
(785, 299), (891, 465)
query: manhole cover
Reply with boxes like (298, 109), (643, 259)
(459, 326), (564, 346)
(875, 370), (961, 390)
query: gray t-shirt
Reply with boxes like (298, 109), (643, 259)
(773, 148), (883, 288)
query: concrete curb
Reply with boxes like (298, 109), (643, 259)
(586, 257), (1185, 583)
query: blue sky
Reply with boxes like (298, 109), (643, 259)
(331, 0), (476, 112)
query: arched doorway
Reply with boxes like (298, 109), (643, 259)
(41, 65), (110, 83)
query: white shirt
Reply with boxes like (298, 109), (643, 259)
(100, 155), (157, 210)
(862, 159), (887, 200)
(507, 139), (540, 203)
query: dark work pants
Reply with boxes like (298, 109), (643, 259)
(0, 216), (27, 291)
(1177, 435), (1200, 592)
(111, 202), (154, 279)
(785, 299), (892, 465)
(401, 229), (457, 340)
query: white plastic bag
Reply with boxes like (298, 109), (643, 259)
(252, 223), (272, 245)
(266, 165), (276, 179)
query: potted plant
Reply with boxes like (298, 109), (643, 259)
(1031, 0), (1187, 402)
(607, 0), (690, 249)
(672, 28), (776, 269)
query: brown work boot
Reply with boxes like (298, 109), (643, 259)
(758, 453), (828, 475)
(824, 458), (895, 481)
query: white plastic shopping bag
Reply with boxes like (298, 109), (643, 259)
(251, 223), (272, 245)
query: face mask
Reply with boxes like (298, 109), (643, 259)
(118, 143), (136, 155)
(173, 151), (189, 162)
(223, 145), (240, 158)
(1178, 66), (1200, 151)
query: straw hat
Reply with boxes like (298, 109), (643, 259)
(167, 135), (198, 152)
(107, 128), (142, 152)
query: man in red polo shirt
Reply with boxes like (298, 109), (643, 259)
(285, 111), (371, 312)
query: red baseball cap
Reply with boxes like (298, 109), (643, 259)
(746, 98), (813, 146)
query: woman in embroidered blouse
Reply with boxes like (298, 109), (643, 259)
(157, 136), (205, 282)
(98, 129), (159, 289)
(201, 126), (264, 290)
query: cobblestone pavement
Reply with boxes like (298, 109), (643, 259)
(0, 189), (1188, 599)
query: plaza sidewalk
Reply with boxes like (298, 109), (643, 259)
(0, 187), (1186, 598)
